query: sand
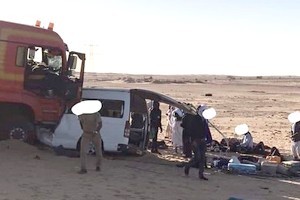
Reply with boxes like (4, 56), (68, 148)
(1, 74), (300, 200)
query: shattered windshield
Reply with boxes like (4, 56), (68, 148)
(47, 55), (62, 71)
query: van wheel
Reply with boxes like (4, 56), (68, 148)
(3, 116), (36, 144)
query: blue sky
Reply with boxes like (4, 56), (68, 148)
(2, 0), (300, 76)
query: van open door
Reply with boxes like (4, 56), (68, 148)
(128, 89), (197, 154)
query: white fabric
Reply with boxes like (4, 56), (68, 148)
(171, 119), (183, 148)
(240, 132), (254, 149)
(170, 107), (183, 143)
(288, 111), (300, 123)
(292, 122), (297, 133)
(291, 141), (300, 159)
(291, 123), (300, 159)
(169, 109), (177, 127)
(165, 107), (175, 138)
(229, 156), (241, 164)
(173, 108), (184, 117)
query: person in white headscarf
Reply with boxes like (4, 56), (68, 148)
(165, 105), (175, 139)
(288, 112), (300, 161)
(291, 121), (300, 161)
(235, 124), (254, 153)
(171, 108), (184, 153)
(239, 131), (254, 153)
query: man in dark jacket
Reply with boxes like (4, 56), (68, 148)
(184, 111), (208, 180)
(150, 101), (163, 154)
(181, 113), (193, 158)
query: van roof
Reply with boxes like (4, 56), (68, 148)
(83, 87), (196, 114)
(84, 87), (131, 93)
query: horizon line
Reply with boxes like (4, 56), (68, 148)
(84, 72), (300, 78)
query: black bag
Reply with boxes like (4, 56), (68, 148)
(269, 146), (281, 157)
(253, 141), (266, 155)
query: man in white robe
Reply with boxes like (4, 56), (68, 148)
(171, 108), (184, 153)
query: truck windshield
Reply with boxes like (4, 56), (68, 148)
(47, 55), (62, 72)
(27, 47), (63, 75)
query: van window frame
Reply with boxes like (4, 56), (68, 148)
(68, 98), (125, 118)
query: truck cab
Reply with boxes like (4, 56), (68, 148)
(0, 20), (85, 143)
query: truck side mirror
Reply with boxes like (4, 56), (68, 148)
(28, 48), (35, 59)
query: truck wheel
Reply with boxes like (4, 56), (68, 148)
(4, 116), (36, 145)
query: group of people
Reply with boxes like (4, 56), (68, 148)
(72, 99), (210, 180)
(226, 121), (300, 162)
(149, 101), (211, 180)
(72, 99), (300, 180)
(162, 104), (213, 158)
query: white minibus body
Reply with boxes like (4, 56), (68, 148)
(38, 88), (195, 154)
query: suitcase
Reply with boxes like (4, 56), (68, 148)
(228, 163), (257, 174)
(260, 161), (278, 175)
(277, 161), (300, 177)
(281, 161), (300, 171)
(265, 155), (281, 164)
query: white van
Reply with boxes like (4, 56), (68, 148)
(38, 88), (195, 154)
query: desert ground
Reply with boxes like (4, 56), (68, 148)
(1, 73), (300, 200)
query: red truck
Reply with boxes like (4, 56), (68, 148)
(0, 20), (85, 143)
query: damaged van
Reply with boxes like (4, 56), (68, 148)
(37, 88), (195, 154)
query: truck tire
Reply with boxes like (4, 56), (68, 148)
(4, 116), (36, 145)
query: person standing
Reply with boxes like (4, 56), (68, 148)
(184, 106), (208, 180)
(171, 108), (184, 153)
(291, 121), (300, 161)
(72, 100), (103, 174)
(165, 105), (175, 139)
(150, 101), (163, 154)
(181, 112), (193, 158)
(78, 112), (103, 174)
